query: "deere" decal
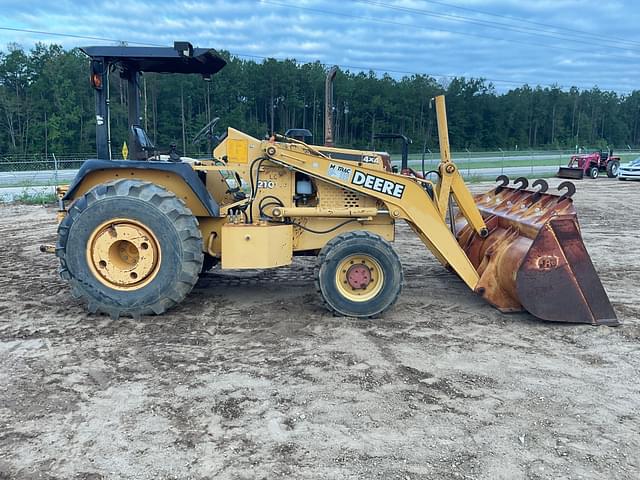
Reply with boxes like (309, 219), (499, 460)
(352, 171), (405, 198)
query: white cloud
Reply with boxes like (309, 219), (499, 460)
(0, 0), (638, 91)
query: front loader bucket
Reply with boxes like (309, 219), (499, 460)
(557, 167), (584, 180)
(455, 177), (618, 325)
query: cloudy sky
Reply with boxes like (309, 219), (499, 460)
(1, 0), (638, 92)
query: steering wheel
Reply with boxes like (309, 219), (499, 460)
(192, 117), (220, 145)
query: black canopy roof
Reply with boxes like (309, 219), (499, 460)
(80, 45), (227, 76)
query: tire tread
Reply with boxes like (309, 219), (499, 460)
(57, 179), (203, 318)
(314, 230), (403, 318)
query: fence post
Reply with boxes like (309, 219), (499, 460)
(466, 148), (471, 177)
(52, 153), (59, 187)
(499, 147), (504, 175)
(530, 150), (534, 175)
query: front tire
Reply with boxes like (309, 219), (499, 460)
(589, 167), (599, 179)
(57, 180), (203, 318)
(315, 231), (403, 318)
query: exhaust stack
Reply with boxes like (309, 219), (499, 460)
(324, 66), (338, 147)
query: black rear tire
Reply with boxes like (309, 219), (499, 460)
(606, 160), (619, 178)
(589, 167), (599, 179)
(315, 231), (403, 318)
(57, 179), (203, 318)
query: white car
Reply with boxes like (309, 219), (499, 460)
(618, 157), (640, 180)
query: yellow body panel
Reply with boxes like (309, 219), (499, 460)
(311, 146), (388, 172)
(72, 169), (210, 217)
(253, 164), (295, 213)
(221, 223), (292, 269)
(198, 217), (226, 256)
(199, 215), (392, 257)
(291, 217), (394, 251)
(213, 128), (263, 182)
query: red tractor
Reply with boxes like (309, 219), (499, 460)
(557, 148), (620, 179)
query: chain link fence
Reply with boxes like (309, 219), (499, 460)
(1, 148), (639, 196)
(0, 153), (128, 191)
(402, 148), (640, 180)
(0, 153), (94, 202)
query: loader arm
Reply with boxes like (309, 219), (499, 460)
(433, 96), (488, 237)
(262, 142), (482, 291)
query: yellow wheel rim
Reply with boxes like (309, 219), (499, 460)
(335, 254), (384, 302)
(87, 218), (161, 291)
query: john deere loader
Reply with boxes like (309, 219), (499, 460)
(47, 42), (617, 325)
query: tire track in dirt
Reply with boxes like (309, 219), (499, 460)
(1, 179), (639, 479)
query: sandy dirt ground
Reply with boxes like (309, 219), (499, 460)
(0, 178), (638, 479)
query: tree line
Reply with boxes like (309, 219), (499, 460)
(2, 42), (640, 157)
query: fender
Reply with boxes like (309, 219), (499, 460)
(63, 159), (220, 217)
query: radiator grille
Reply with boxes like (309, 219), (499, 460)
(316, 182), (377, 209)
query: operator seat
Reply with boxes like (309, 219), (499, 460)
(131, 125), (156, 160)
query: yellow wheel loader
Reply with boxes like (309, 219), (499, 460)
(49, 42), (617, 325)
